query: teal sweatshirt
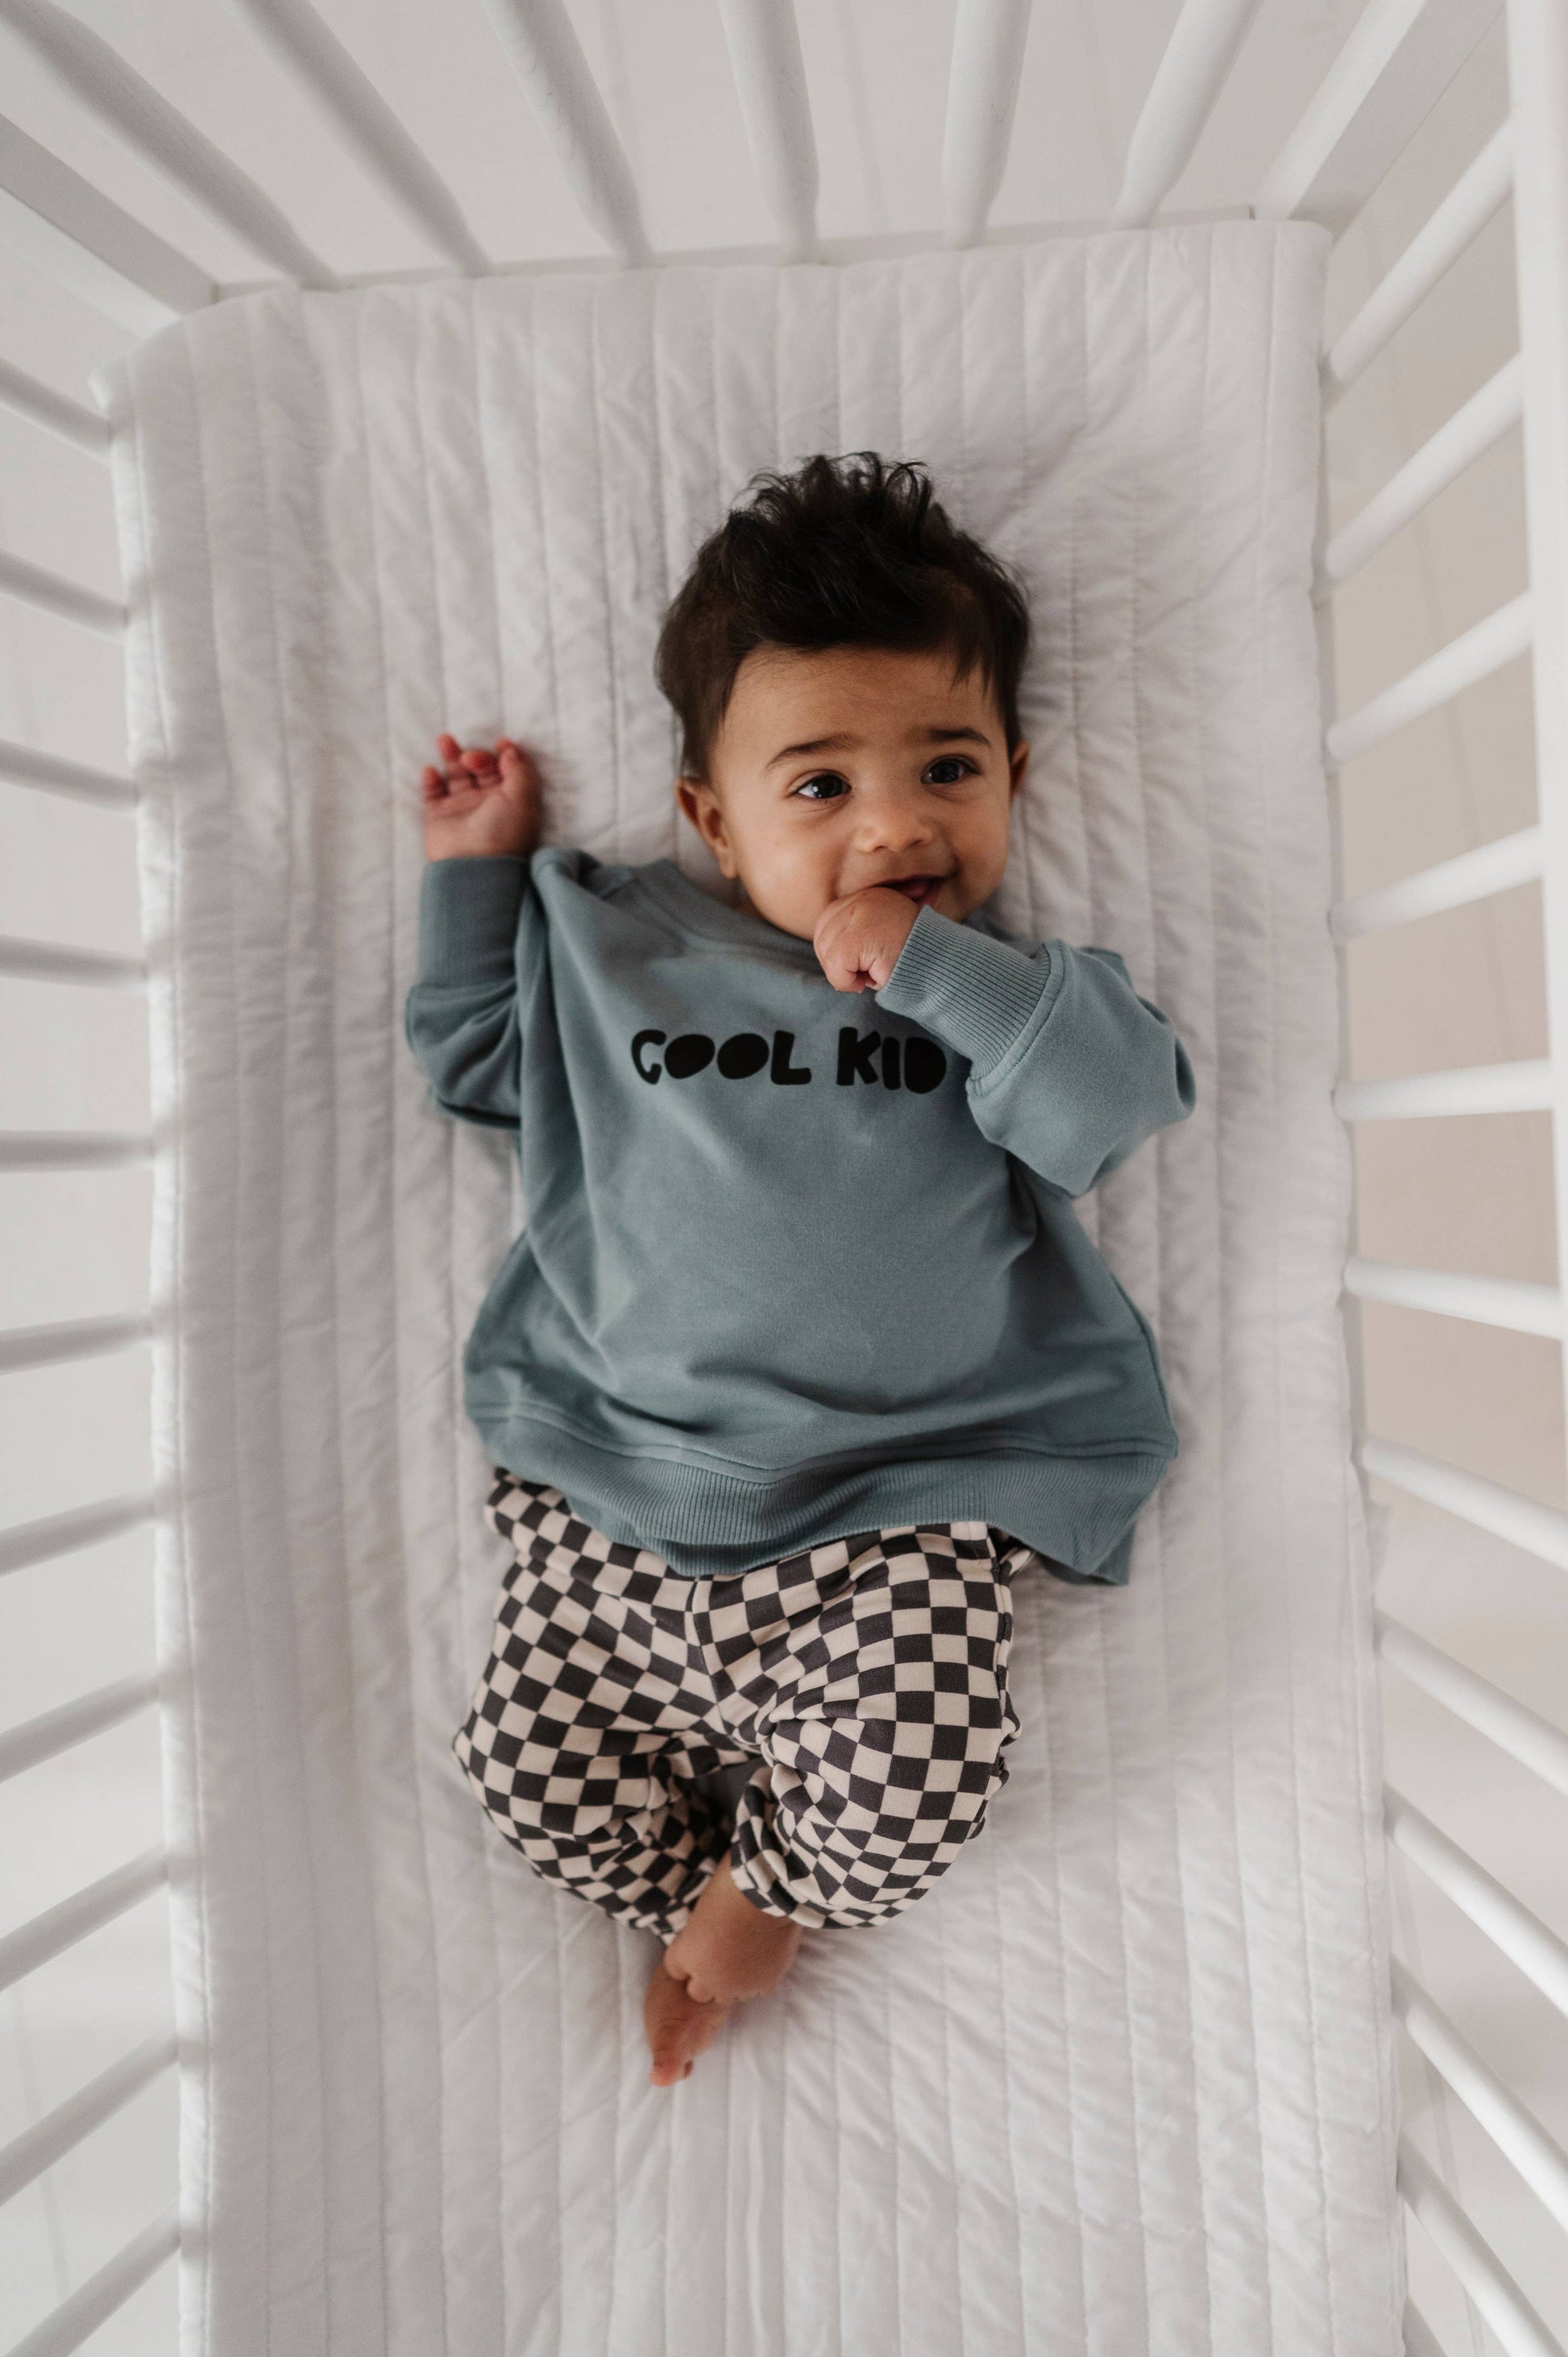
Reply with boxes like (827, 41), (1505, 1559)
(405, 849), (1196, 1583)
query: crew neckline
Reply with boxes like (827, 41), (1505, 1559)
(634, 857), (825, 969)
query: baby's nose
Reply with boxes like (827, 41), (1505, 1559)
(855, 811), (939, 853)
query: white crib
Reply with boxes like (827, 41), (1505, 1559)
(0, 2), (1565, 2352)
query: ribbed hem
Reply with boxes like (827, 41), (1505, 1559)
(471, 1403), (1171, 1585)
(417, 854), (529, 986)
(873, 904), (1059, 1077)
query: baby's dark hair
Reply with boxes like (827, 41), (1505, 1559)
(655, 451), (1031, 782)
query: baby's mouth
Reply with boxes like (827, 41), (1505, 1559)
(886, 875), (944, 907)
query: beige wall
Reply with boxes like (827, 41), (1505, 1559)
(1327, 24), (1562, 1513)
(1324, 34), (1568, 2345)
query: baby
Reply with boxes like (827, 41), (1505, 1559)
(404, 453), (1195, 2089)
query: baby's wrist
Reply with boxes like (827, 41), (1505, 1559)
(425, 842), (533, 864)
(424, 839), (528, 857)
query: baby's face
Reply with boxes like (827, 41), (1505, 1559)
(675, 643), (1029, 944)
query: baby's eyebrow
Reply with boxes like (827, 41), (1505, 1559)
(765, 731), (857, 770)
(765, 723), (990, 770)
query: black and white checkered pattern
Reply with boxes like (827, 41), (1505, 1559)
(453, 1470), (1037, 1945)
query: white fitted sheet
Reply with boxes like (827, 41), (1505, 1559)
(100, 221), (1403, 2356)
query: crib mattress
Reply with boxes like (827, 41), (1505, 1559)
(101, 223), (1403, 2355)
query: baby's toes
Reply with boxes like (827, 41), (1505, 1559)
(648, 2043), (695, 2088)
(644, 1962), (731, 2085)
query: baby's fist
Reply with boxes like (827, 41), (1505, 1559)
(421, 734), (541, 864)
(813, 885), (920, 994)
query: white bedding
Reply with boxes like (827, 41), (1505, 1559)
(101, 222), (1403, 2356)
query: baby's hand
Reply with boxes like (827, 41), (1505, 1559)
(421, 734), (541, 863)
(813, 884), (920, 994)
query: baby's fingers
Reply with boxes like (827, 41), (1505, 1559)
(432, 732), (487, 784)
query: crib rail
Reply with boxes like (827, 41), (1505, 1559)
(1346, 1260), (1561, 1336)
(1330, 820), (1540, 934)
(0, 1853), (168, 1996)
(1401, 2141), (1566, 2357)
(0, 740), (131, 805)
(1395, 1965), (1568, 2236)
(0, 107), (212, 324)
(0, 1676), (158, 1787)
(1336, 1059), (1551, 1119)
(1388, 1792), (1568, 2015)
(0, 2033), (173, 2212)
(1326, 591), (1533, 761)
(0, 1493), (154, 1578)
(0, 356), (106, 454)
(1255, 0), (1501, 231)
(0, 0), (337, 285)
(1321, 118), (1513, 396)
(0, 0), (1565, 2351)
(5, 2209), (179, 2357)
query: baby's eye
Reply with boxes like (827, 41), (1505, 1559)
(793, 772), (849, 803)
(923, 756), (976, 786)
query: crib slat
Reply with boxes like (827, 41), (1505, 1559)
(226, 0), (489, 276)
(0, 110), (213, 330)
(5, 2204), (177, 2357)
(1346, 1258), (1561, 1336)
(471, 0), (649, 266)
(1398, 2139), (1566, 2357)
(1331, 826), (1541, 938)
(0, 1129), (152, 1172)
(0, 1492), (153, 1579)
(0, 549), (125, 640)
(0, 0), (337, 287)
(719, 0), (818, 263)
(1378, 1612), (1568, 1798)
(0, 739), (135, 807)
(1388, 1789), (1568, 2017)
(1320, 356), (1524, 591)
(1322, 122), (1513, 401)
(0, 2032), (175, 2208)
(0, 1674), (159, 1788)
(1404, 2305), (1450, 2357)
(1394, 1961), (1568, 2235)
(942, 0), (1033, 249)
(1110, 0), (1264, 228)
(0, 356), (108, 455)
(0, 934), (145, 986)
(1254, 0), (1501, 236)
(0, 1849), (167, 1995)
(1507, 0), (1568, 1521)
(1334, 1059), (1552, 1121)
(1362, 1436), (1568, 1566)
(1325, 593), (1533, 766)
(0, 1313), (152, 1375)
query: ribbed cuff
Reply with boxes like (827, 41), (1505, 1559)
(417, 855), (529, 987)
(873, 904), (1055, 1075)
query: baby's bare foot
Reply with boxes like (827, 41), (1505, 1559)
(666, 1853), (803, 2006)
(643, 1962), (732, 2087)
(644, 1854), (804, 2087)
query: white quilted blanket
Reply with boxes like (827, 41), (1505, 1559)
(101, 223), (1403, 2356)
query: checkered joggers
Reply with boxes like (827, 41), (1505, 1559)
(452, 1469), (1036, 1944)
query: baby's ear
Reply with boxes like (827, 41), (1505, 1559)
(675, 774), (716, 837)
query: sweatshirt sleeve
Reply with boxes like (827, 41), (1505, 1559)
(403, 855), (532, 1131)
(872, 903), (1196, 1197)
